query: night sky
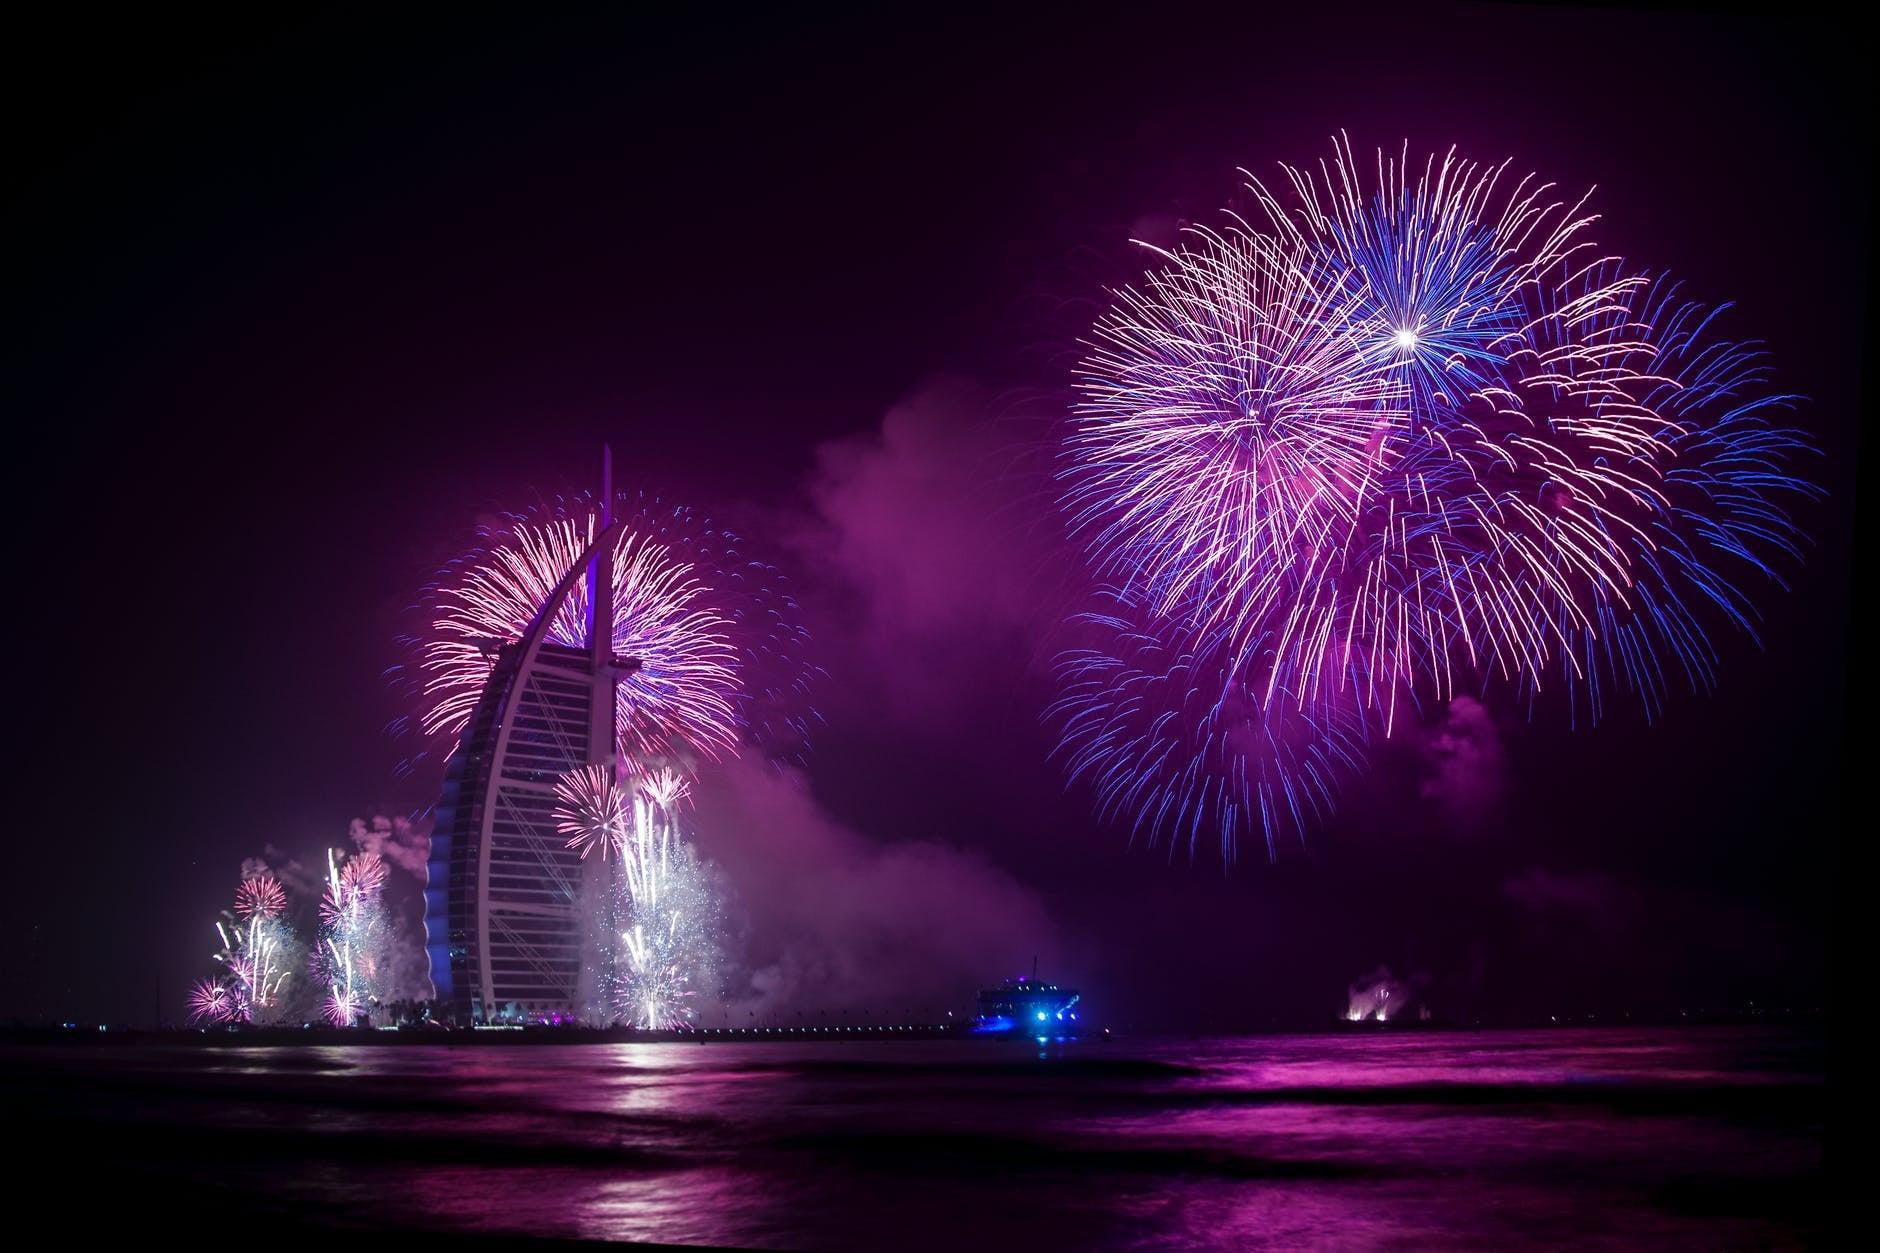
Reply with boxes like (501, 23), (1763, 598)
(7, 5), (1861, 1030)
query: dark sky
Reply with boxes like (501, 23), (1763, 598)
(5, 4), (1862, 1029)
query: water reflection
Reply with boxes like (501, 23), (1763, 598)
(6, 1027), (1824, 1249)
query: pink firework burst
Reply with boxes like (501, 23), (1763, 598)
(419, 515), (740, 768)
(324, 984), (365, 1027)
(187, 978), (236, 1025)
(554, 764), (629, 860)
(636, 766), (692, 811)
(233, 874), (287, 920)
(321, 849), (387, 925)
(341, 850), (388, 900)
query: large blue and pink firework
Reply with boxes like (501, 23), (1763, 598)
(1056, 137), (1817, 859)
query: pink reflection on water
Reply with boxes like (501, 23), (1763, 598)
(19, 1028), (1818, 1249)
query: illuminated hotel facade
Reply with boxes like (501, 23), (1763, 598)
(425, 469), (628, 1023)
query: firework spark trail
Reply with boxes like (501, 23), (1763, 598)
(1051, 596), (1370, 863)
(615, 773), (719, 1029)
(556, 767), (720, 1028)
(592, 496), (823, 768)
(1521, 269), (1822, 723)
(211, 912), (290, 1023)
(324, 949), (364, 1028)
(636, 766), (692, 812)
(316, 847), (390, 1026)
(339, 848), (389, 903)
(1057, 136), (1817, 857)
(1067, 215), (1406, 670)
(585, 495), (821, 767)
(191, 868), (305, 1024)
(218, 867), (309, 1021)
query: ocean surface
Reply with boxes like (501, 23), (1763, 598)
(5, 1026), (1826, 1249)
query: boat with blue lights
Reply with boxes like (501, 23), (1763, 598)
(972, 962), (1082, 1037)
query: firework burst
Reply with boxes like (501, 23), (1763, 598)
(596, 494), (822, 767)
(555, 764), (630, 861)
(234, 873), (287, 921)
(417, 514), (740, 769)
(1051, 594), (1370, 862)
(396, 493), (818, 783)
(187, 977), (237, 1025)
(324, 976), (367, 1028)
(1058, 136), (1817, 856)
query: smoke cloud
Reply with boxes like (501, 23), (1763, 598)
(689, 759), (1065, 1023)
(252, 846), (322, 899)
(344, 814), (432, 1004)
(1415, 696), (1508, 830)
(1501, 866), (1634, 945)
(348, 813), (431, 878)
(798, 378), (1061, 714)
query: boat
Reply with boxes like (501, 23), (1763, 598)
(972, 959), (1081, 1037)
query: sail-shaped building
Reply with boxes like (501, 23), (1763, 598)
(424, 453), (633, 1024)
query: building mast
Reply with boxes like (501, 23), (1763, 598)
(586, 443), (619, 771)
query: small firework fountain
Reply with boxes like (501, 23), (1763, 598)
(315, 849), (391, 1026)
(187, 852), (412, 1028)
(198, 871), (300, 1024)
(556, 765), (722, 1029)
